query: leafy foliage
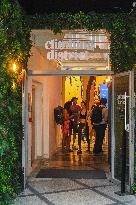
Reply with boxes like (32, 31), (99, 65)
(0, 0), (31, 204)
(26, 11), (136, 72)
(0, 0), (136, 202)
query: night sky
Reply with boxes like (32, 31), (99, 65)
(18, 0), (134, 15)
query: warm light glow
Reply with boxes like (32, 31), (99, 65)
(65, 76), (82, 104)
(13, 63), (17, 72)
(12, 81), (16, 89)
(105, 76), (111, 83)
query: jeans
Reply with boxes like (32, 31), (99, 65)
(93, 124), (106, 153)
(78, 122), (90, 151)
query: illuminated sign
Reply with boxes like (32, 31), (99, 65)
(100, 84), (108, 107)
(44, 31), (110, 61)
(45, 39), (95, 61)
(45, 39), (95, 50)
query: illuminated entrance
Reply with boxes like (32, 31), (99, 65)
(22, 29), (135, 191)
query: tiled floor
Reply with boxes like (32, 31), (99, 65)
(15, 178), (136, 205)
(14, 134), (136, 204)
(32, 133), (109, 175)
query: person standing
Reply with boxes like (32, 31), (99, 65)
(62, 101), (72, 152)
(91, 98), (108, 154)
(69, 97), (81, 150)
(78, 101), (90, 154)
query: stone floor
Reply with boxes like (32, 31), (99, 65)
(31, 134), (109, 174)
(14, 178), (136, 205)
(14, 134), (136, 205)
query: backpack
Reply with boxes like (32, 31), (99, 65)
(54, 106), (64, 125)
(91, 105), (103, 124)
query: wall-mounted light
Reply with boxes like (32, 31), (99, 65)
(12, 62), (17, 72)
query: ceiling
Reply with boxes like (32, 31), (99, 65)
(19, 0), (134, 15)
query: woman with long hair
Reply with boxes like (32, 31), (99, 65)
(77, 101), (90, 154)
(62, 101), (72, 152)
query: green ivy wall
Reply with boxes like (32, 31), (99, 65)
(27, 11), (136, 72)
(0, 0), (136, 203)
(0, 0), (31, 204)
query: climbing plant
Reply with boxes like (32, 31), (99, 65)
(0, 0), (136, 203)
(26, 11), (136, 72)
(0, 0), (31, 204)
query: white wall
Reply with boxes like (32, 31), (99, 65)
(49, 76), (63, 156)
(27, 78), (44, 175)
(34, 82), (43, 158)
(27, 37), (63, 174)
(27, 76), (62, 174)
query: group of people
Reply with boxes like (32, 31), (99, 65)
(62, 96), (108, 155)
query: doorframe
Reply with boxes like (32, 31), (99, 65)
(28, 69), (113, 76)
(111, 76), (115, 179)
(112, 70), (135, 189)
(129, 71), (135, 188)
(22, 70), (28, 189)
(23, 75), (44, 187)
(24, 69), (114, 183)
(31, 80), (43, 163)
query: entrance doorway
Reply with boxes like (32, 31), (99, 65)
(26, 71), (112, 180)
(22, 69), (135, 191)
(22, 29), (135, 191)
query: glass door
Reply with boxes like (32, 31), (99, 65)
(112, 71), (134, 189)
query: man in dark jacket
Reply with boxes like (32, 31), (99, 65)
(91, 98), (108, 154)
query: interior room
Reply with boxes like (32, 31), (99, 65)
(27, 74), (111, 176)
